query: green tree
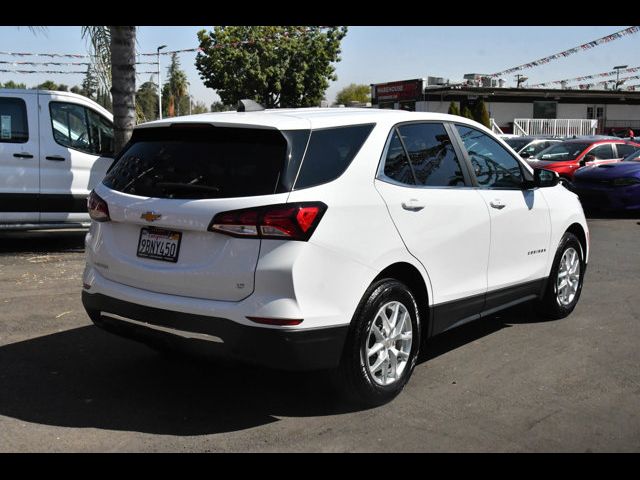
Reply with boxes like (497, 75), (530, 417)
(192, 100), (209, 114)
(162, 53), (188, 117)
(36, 80), (59, 90)
(70, 85), (82, 94)
(461, 106), (474, 120)
(210, 101), (234, 112)
(335, 83), (370, 106)
(136, 80), (158, 122)
(473, 98), (491, 128)
(80, 65), (99, 100)
(447, 101), (460, 116)
(2, 80), (27, 89)
(196, 26), (348, 108)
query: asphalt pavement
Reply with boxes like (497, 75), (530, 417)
(0, 216), (639, 452)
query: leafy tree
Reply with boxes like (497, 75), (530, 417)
(36, 80), (59, 90)
(461, 106), (474, 120)
(2, 80), (27, 89)
(136, 80), (158, 122)
(473, 98), (491, 128)
(162, 53), (189, 117)
(192, 100), (209, 114)
(210, 101), (234, 112)
(80, 65), (99, 100)
(70, 85), (82, 94)
(447, 101), (460, 116)
(57, 84), (69, 92)
(196, 26), (348, 108)
(96, 86), (113, 112)
(335, 83), (370, 106)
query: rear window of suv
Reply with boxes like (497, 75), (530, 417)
(103, 123), (374, 199)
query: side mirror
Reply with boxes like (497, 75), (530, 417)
(581, 154), (596, 166)
(520, 151), (531, 159)
(533, 168), (560, 188)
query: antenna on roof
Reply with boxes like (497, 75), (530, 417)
(237, 99), (265, 112)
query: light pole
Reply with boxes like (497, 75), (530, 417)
(613, 65), (628, 91)
(157, 45), (167, 119)
(187, 81), (192, 115)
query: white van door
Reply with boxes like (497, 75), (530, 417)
(0, 92), (40, 223)
(38, 92), (114, 223)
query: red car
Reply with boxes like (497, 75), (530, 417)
(526, 138), (640, 184)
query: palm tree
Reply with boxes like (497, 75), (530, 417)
(82, 26), (137, 153)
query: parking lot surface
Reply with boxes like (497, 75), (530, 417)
(0, 217), (639, 452)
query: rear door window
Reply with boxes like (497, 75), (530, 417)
(397, 123), (465, 187)
(588, 144), (615, 160)
(0, 97), (29, 143)
(383, 129), (415, 185)
(615, 143), (638, 158)
(103, 126), (292, 199)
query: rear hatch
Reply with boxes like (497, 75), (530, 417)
(91, 124), (309, 301)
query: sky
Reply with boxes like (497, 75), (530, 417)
(0, 26), (638, 107)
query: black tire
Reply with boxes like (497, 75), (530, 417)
(536, 232), (586, 319)
(337, 278), (422, 407)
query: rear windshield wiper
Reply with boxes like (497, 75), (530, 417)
(153, 182), (221, 193)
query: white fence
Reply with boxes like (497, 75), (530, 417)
(490, 118), (503, 135)
(513, 119), (598, 137)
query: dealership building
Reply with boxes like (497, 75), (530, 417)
(370, 77), (640, 134)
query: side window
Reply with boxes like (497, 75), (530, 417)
(383, 129), (415, 185)
(615, 143), (637, 158)
(455, 125), (524, 188)
(87, 109), (115, 157)
(294, 124), (373, 189)
(397, 123), (465, 187)
(588, 144), (615, 160)
(50, 102), (91, 153)
(0, 97), (29, 143)
(50, 102), (114, 156)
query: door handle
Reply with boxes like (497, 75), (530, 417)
(490, 200), (505, 210)
(45, 155), (66, 162)
(401, 200), (425, 211)
(13, 153), (34, 159)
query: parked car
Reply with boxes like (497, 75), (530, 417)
(0, 88), (115, 230)
(526, 138), (640, 185)
(573, 147), (640, 211)
(502, 136), (562, 159)
(82, 106), (589, 406)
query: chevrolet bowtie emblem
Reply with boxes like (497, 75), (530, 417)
(141, 212), (162, 222)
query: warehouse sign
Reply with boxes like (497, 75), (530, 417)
(372, 79), (425, 102)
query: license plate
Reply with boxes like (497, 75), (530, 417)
(136, 227), (182, 263)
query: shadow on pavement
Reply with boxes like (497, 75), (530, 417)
(0, 230), (86, 254)
(0, 302), (551, 435)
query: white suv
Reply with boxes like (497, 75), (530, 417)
(82, 106), (589, 405)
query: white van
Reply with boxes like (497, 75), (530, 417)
(0, 88), (114, 230)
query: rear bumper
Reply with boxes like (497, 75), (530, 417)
(82, 291), (349, 371)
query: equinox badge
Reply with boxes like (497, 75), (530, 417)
(141, 211), (162, 222)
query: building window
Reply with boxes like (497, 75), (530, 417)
(533, 101), (557, 119)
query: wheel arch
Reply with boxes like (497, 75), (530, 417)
(566, 222), (588, 262)
(372, 262), (431, 337)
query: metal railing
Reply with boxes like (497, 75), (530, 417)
(513, 118), (598, 137)
(490, 118), (504, 135)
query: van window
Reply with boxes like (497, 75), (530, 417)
(50, 102), (114, 156)
(0, 97), (29, 143)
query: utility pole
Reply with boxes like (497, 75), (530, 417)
(157, 45), (167, 119)
(515, 74), (528, 88)
(613, 65), (628, 90)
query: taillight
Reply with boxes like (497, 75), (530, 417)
(87, 190), (110, 222)
(208, 202), (327, 241)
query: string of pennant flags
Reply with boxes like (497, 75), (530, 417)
(530, 66), (640, 87)
(489, 26), (640, 78)
(0, 69), (158, 75)
(576, 74), (640, 89)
